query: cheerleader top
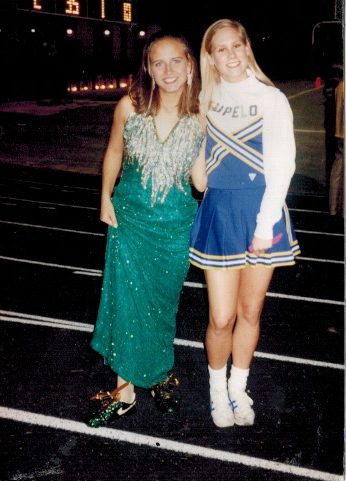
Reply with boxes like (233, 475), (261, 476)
(207, 72), (296, 240)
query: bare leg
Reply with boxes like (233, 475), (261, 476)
(204, 269), (240, 427)
(113, 376), (135, 404)
(205, 269), (240, 369)
(232, 266), (274, 368)
(228, 266), (274, 426)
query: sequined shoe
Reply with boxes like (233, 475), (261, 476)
(87, 383), (136, 428)
(151, 374), (180, 414)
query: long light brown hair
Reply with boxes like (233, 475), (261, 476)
(200, 19), (274, 112)
(129, 30), (200, 116)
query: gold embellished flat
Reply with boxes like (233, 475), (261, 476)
(151, 374), (180, 414)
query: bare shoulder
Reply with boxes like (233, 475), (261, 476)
(114, 95), (135, 124)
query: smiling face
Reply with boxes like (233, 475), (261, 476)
(209, 27), (250, 83)
(148, 38), (191, 95)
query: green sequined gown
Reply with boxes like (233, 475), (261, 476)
(91, 112), (204, 388)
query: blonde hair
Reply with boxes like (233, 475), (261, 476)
(200, 19), (274, 112)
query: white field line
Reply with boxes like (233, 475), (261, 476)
(0, 310), (343, 371)
(0, 407), (343, 481)
(0, 256), (344, 304)
(0, 195), (97, 210)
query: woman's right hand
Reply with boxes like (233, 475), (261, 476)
(100, 196), (118, 227)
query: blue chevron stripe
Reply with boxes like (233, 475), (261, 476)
(207, 128), (264, 173)
(207, 122), (263, 169)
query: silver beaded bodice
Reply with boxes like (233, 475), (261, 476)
(123, 112), (204, 205)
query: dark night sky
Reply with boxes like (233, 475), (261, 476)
(137, 0), (341, 78)
(138, 0), (336, 40)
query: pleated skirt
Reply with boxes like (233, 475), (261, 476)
(189, 187), (300, 270)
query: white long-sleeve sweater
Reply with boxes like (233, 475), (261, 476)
(209, 73), (296, 239)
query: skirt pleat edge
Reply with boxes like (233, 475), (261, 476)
(189, 247), (301, 270)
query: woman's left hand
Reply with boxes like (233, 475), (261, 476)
(249, 236), (272, 255)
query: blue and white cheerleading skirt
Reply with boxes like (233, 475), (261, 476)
(189, 187), (300, 270)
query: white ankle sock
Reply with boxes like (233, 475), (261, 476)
(228, 365), (249, 393)
(208, 365), (227, 391)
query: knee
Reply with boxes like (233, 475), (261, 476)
(237, 304), (262, 328)
(209, 310), (236, 333)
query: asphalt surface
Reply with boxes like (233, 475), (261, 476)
(0, 82), (344, 481)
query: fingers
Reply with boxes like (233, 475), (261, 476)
(100, 213), (118, 228)
(249, 237), (272, 255)
(251, 248), (266, 256)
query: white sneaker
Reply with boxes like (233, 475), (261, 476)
(210, 388), (235, 428)
(229, 390), (255, 426)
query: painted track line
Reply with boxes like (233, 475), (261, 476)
(0, 256), (343, 304)
(295, 229), (343, 237)
(0, 196), (335, 219)
(0, 255), (343, 304)
(0, 195), (97, 210)
(1, 219), (343, 239)
(0, 255), (102, 273)
(1, 177), (99, 192)
(183, 281), (344, 306)
(287, 192), (326, 198)
(0, 220), (104, 236)
(288, 208), (329, 214)
(0, 310), (343, 370)
(294, 129), (325, 133)
(298, 257), (343, 265)
(287, 86), (322, 100)
(0, 195), (331, 215)
(0, 407), (342, 481)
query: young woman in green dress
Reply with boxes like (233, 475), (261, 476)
(88, 30), (206, 427)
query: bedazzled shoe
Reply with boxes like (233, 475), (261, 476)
(87, 383), (136, 428)
(151, 374), (180, 414)
(229, 390), (255, 426)
(210, 389), (234, 428)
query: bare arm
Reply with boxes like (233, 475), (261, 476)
(190, 138), (207, 192)
(190, 114), (207, 192)
(100, 95), (134, 227)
